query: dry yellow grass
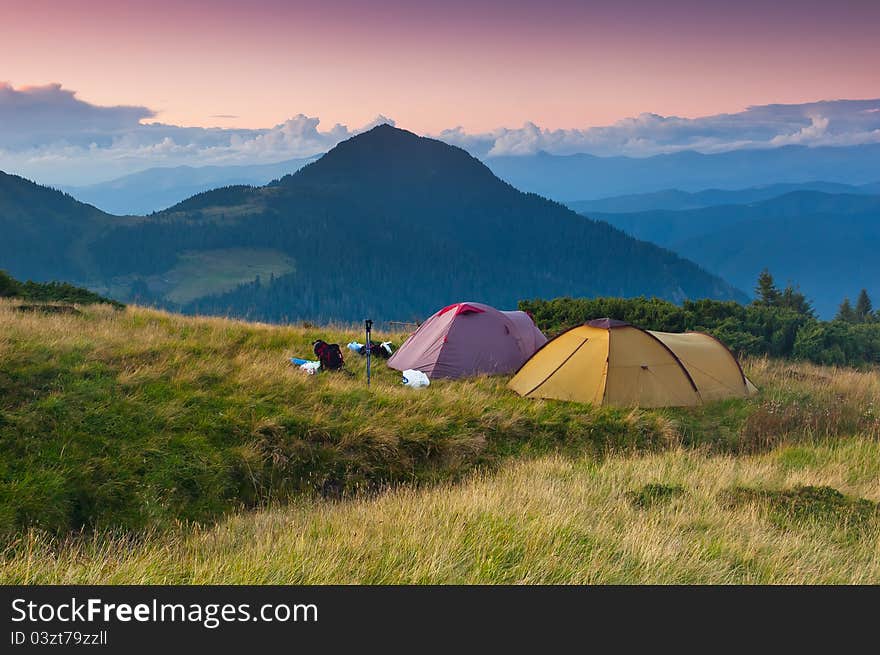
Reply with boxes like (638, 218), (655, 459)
(4, 438), (878, 584)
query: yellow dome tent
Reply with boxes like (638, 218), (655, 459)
(508, 318), (756, 408)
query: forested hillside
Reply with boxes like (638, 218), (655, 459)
(58, 125), (744, 322)
(0, 171), (111, 281)
(585, 192), (880, 317)
(0, 270), (122, 307)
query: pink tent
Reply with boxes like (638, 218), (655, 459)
(387, 302), (547, 379)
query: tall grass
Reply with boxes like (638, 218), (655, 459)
(4, 438), (878, 584)
(1, 299), (878, 537)
(0, 300), (674, 534)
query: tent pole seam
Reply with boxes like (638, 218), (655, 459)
(687, 331), (750, 392)
(637, 328), (700, 395)
(521, 337), (591, 398)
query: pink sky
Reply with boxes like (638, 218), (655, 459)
(2, 0), (879, 132)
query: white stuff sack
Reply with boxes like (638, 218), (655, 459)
(300, 361), (321, 375)
(401, 369), (430, 388)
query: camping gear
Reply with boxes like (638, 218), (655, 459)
(300, 361), (321, 375)
(348, 341), (394, 358)
(402, 369), (430, 388)
(365, 319), (373, 386)
(313, 340), (344, 370)
(290, 358), (321, 374)
(387, 301), (547, 379)
(508, 318), (757, 408)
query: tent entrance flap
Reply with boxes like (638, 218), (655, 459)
(508, 326), (609, 405)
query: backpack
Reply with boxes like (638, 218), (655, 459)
(313, 340), (344, 370)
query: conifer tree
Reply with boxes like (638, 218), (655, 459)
(0, 270), (19, 297)
(780, 284), (814, 317)
(855, 289), (873, 322)
(754, 269), (781, 307)
(836, 297), (856, 323)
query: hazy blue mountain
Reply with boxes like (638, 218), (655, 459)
(486, 144), (880, 202)
(63, 156), (319, 215)
(79, 125), (746, 322)
(63, 139), (880, 215)
(567, 181), (879, 214)
(586, 191), (880, 318)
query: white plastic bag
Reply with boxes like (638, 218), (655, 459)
(402, 369), (430, 388)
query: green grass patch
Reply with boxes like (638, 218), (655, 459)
(625, 483), (685, 509)
(776, 446), (820, 471)
(164, 248), (294, 304)
(718, 485), (880, 533)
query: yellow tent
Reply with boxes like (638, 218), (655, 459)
(508, 318), (756, 408)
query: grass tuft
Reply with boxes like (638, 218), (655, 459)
(718, 485), (880, 533)
(626, 483), (686, 509)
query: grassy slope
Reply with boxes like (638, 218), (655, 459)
(0, 270), (123, 308)
(164, 248), (294, 304)
(5, 441), (879, 584)
(1, 301), (879, 582)
(0, 300), (676, 534)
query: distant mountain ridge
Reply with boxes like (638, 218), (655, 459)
(59, 139), (880, 216)
(63, 156), (320, 215)
(1, 125), (745, 323)
(486, 144), (880, 202)
(587, 191), (880, 317)
(567, 181), (880, 214)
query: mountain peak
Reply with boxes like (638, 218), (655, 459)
(284, 123), (500, 192)
(334, 123), (444, 151)
(364, 122), (400, 134)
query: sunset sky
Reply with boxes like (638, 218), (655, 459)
(3, 0), (879, 132)
(2, 0), (879, 185)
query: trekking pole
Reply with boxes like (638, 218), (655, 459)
(365, 319), (373, 386)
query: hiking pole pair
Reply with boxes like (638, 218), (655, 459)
(365, 319), (373, 386)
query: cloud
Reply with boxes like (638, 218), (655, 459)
(0, 82), (396, 184)
(0, 82), (154, 149)
(452, 99), (880, 158)
(359, 114), (396, 131)
(1, 82), (879, 185)
(769, 115), (830, 146)
(227, 114), (350, 157)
